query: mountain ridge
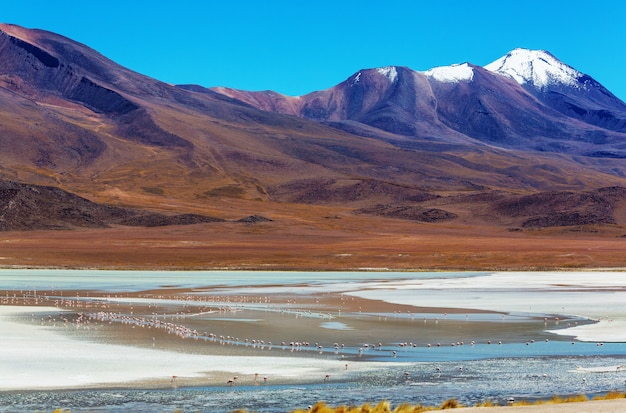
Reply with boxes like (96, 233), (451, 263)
(1, 23), (626, 241)
(207, 49), (626, 156)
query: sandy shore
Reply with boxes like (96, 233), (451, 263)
(453, 398), (626, 413)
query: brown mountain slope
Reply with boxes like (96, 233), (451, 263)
(1, 24), (626, 270)
(2, 23), (625, 201)
(0, 180), (228, 231)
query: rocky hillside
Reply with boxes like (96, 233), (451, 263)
(1, 23), (626, 234)
(0, 180), (225, 231)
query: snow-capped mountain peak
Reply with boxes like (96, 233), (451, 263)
(376, 66), (398, 83)
(422, 63), (474, 83)
(484, 48), (583, 89)
(350, 66), (398, 86)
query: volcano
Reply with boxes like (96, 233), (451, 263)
(1, 23), (626, 270)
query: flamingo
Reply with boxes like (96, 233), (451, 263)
(227, 376), (238, 385)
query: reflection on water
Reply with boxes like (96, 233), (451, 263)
(320, 321), (353, 330)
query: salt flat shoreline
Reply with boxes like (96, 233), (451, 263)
(1, 270), (625, 413)
(345, 271), (626, 342)
(0, 305), (401, 391)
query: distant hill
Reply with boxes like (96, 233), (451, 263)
(0, 180), (225, 231)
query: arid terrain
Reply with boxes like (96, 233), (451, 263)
(1, 23), (626, 271)
(3, 19), (626, 413)
(2, 211), (625, 270)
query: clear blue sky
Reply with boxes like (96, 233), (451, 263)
(4, 1), (626, 101)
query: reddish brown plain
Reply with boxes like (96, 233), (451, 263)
(2, 206), (625, 270)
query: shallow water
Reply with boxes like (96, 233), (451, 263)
(1, 355), (625, 412)
(0, 269), (486, 291)
(1, 270), (626, 412)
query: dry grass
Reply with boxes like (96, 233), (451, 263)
(287, 394), (626, 413)
(593, 391), (626, 400)
(271, 394), (626, 411)
(544, 394), (589, 404)
(39, 394), (626, 413)
(474, 400), (497, 408)
(509, 392), (626, 407)
(282, 400), (459, 413)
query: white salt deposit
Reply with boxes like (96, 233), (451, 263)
(345, 271), (626, 342)
(2, 271), (625, 391)
(573, 365), (625, 373)
(0, 306), (386, 390)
